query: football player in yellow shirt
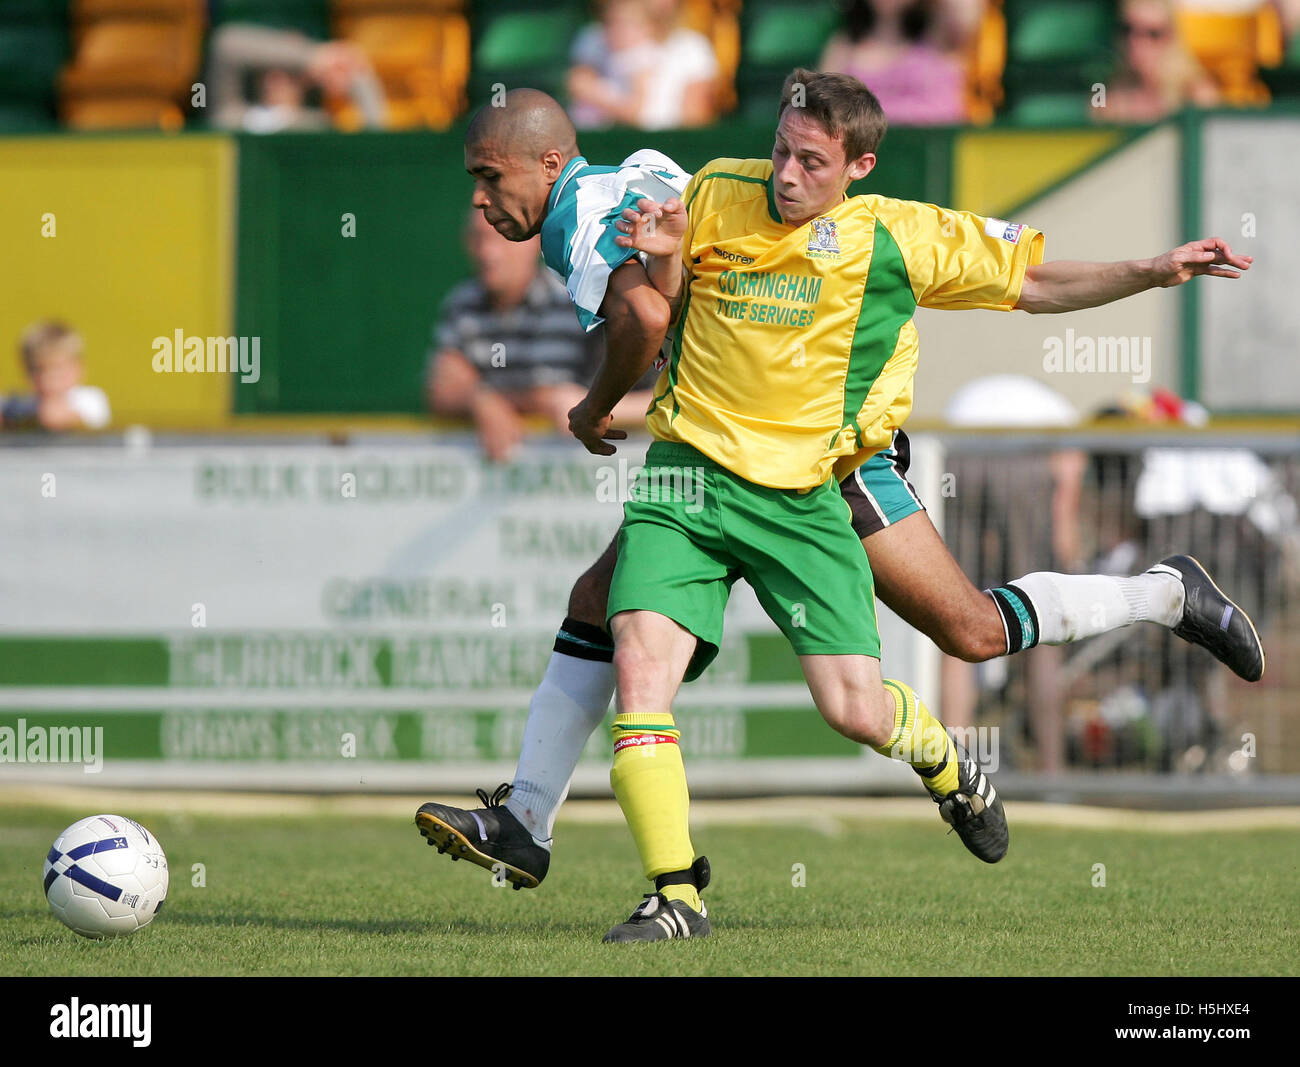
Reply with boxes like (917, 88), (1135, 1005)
(568, 68), (1255, 942)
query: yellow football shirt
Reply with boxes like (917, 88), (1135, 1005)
(646, 157), (1045, 489)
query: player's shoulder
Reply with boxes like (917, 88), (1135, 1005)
(686, 158), (772, 203)
(850, 192), (939, 220)
(695, 157), (772, 181)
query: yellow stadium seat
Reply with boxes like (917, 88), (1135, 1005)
(1176, 7), (1279, 106)
(62, 95), (184, 131)
(682, 0), (740, 116)
(61, 0), (204, 129)
(966, 1), (1006, 124)
(333, 1), (469, 128)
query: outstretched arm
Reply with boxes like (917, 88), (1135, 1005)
(1015, 237), (1253, 314)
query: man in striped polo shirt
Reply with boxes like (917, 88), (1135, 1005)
(427, 208), (654, 462)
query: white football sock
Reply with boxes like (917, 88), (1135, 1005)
(505, 651), (615, 848)
(1006, 570), (1185, 645)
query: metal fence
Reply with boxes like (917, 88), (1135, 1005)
(937, 433), (1300, 777)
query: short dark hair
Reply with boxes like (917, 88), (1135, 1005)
(778, 68), (887, 161)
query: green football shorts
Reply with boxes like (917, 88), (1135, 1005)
(607, 441), (882, 682)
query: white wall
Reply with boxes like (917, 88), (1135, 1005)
(910, 125), (1183, 421)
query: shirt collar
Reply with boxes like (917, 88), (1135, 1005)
(547, 156), (587, 214)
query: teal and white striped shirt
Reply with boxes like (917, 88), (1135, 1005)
(540, 149), (691, 332)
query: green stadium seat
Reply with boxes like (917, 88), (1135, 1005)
(744, 1), (839, 67)
(1005, 92), (1091, 126)
(0, 24), (68, 101)
(212, 0), (331, 40)
(737, 0), (839, 123)
(1007, 0), (1112, 63)
(1002, 0), (1115, 114)
(475, 9), (580, 70)
(470, 7), (582, 106)
(1, 1), (69, 18)
(1261, 23), (1300, 97)
(0, 99), (58, 131)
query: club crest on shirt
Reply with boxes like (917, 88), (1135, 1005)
(806, 216), (841, 259)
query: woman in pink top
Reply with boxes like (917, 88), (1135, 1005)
(819, 0), (979, 125)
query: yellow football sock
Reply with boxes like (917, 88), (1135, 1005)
(871, 679), (961, 797)
(610, 710), (698, 906)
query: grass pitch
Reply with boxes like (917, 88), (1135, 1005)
(2, 795), (1298, 977)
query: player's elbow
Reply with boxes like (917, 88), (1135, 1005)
(603, 262), (669, 338)
(629, 286), (671, 339)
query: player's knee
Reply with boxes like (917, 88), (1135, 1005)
(819, 686), (892, 747)
(932, 597), (1007, 663)
(611, 641), (668, 711)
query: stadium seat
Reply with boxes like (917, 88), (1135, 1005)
(681, 0), (740, 116)
(965, 0), (1006, 124)
(1176, 6), (1279, 106)
(333, 0), (468, 129)
(1006, 0), (1112, 63)
(212, 0), (331, 40)
(1261, 17), (1300, 98)
(61, 94), (185, 129)
(1005, 91), (1090, 125)
(0, 1), (67, 130)
(60, 0), (205, 129)
(1002, 0), (1114, 119)
(0, 100), (58, 132)
(737, 0), (840, 120)
(0, 21), (68, 99)
(469, 5), (583, 106)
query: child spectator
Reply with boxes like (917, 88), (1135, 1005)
(1, 321), (111, 431)
(567, 0), (718, 130)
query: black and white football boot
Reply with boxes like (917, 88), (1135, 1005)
(1149, 555), (1265, 682)
(415, 784), (549, 890)
(934, 743), (1009, 864)
(603, 856), (712, 943)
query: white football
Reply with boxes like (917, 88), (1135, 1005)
(43, 814), (169, 939)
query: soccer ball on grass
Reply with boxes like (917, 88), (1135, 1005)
(43, 814), (169, 939)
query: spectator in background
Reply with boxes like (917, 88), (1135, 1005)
(1093, 0), (1219, 123)
(427, 209), (654, 463)
(567, 0), (718, 130)
(0, 321), (110, 432)
(819, 0), (980, 126)
(207, 23), (386, 132)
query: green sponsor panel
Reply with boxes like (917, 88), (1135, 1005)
(0, 712), (162, 761)
(0, 638), (168, 686)
(739, 707), (860, 758)
(0, 706), (852, 762)
(741, 633), (804, 683)
(0, 631), (805, 687)
(234, 125), (951, 414)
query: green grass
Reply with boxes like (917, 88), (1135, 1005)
(3, 805), (1298, 976)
